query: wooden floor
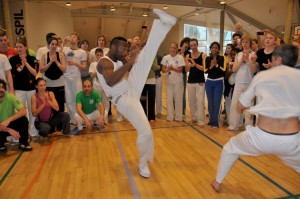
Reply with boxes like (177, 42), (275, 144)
(1, 76), (300, 199)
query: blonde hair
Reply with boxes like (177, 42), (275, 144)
(241, 34), (253, 47)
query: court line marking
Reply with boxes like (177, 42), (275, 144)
(110, 122), (140, 199)
(0, 150), (24, 185)
(19, 139), (54, 199)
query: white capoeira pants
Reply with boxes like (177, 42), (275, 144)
(228, 83), (253, 130)
(166, 82), (184, 121)
(155, 76), (162, 115)
(74, 110), (100, 130)
(16, 90), (37, 137)
(187, 83), (205, 125)
(113, 19), (174, 165)
(64, 76), (82, 124)
(216, 125), (300, 183)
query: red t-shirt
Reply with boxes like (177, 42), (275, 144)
(0, 48), (18, 59)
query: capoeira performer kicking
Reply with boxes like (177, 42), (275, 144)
(96, 9), (177, 178)
(211, 44), (300, 192)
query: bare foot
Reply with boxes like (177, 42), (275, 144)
(211, 180), (222, 192)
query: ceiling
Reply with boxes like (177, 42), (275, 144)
(28, 0), (300, 37)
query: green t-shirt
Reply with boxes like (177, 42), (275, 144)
(0, 93), (24, 122)
(76, 90), (102, 115)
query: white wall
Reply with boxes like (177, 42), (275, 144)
(24, 1), (73, 52)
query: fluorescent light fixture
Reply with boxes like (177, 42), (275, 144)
(163, 6), (168, 10)
(110, 6), (116, 11)
(220, 1), (226, 4)
(142, 12), (148, 17)
(66, 2), (71, 6)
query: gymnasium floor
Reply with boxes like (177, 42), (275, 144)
(1, 76), (300, 199)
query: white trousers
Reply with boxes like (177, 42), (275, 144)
(94, 87), (109, 123)
(187, 83), (205, 125)
(74, 110), (100, 130)
(16, 90), (37, 136)
(225, 89), (233, 125)
(216, 125), (300, 183)
(228, 83), (253, 130)
(155, 77), (162, 115)
(64, 76), (82, 123)
(114, 19), (174, 165)
(166, 82), (184, 121)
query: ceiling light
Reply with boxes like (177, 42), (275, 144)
(194, 11), (199, 16)
(66, 2), (71, 6)
(220, 1), (226, 4)
(110, 6), (116, 11)
(142, 12), (148, 17)
(163, 6), (168, 10)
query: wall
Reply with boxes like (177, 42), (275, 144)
(24, 1), (73, 52)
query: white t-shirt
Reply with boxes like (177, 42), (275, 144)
(235, 51), (256, 84)
(63, 47), (87, 78)
(89, 61), (102, 90)
(36, 46), (49, 61)
(239, 65), (300, 119)
(0, 54), (12, 89)
(161, 54), (185, 83)
(90, 47), (109, 62)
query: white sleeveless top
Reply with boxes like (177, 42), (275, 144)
(97, 56), (129, 99)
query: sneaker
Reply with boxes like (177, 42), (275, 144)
(71, 127), (79, 134)
(139, 163), (150, 178)
(0, 146), (7, 152)
(19, 143), (33, 151)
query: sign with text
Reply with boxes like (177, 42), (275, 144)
(9, 0), (26, 40)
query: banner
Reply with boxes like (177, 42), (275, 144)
(9, 0), (26, 40)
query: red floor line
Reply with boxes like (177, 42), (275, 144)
(19, 140), (54, 199)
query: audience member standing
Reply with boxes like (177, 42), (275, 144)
(155, 54), (163, 116)
(256, 31), (277, 72)
(79, 39), (92, 80)
(63, 32), (87, 124)
(179, 37), (190, 117)
(0, 29), (18, 59)
(89, 48), (109, 124)
(223, 44), (236, 125)
(228, 34), (258, 131)
(90, 35), (109, 61)
(161, 42), (185, 122)
(0, 54), (14, 93)
(204, 42), (226, 128)
(185, 38), (206, 127)
(141, 56), (160, 122)
(39, 37), (66, 113)
(10, 36), (38, 137)
(36, 33), (57, 64)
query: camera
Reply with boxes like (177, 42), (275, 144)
(257, 31), (264, 35)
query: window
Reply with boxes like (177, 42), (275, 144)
(184, 24), (234, 54)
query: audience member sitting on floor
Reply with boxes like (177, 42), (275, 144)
(31, 78), (74, 138)
(73, 79), (105, 133)
(0, 78), (32, 152)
